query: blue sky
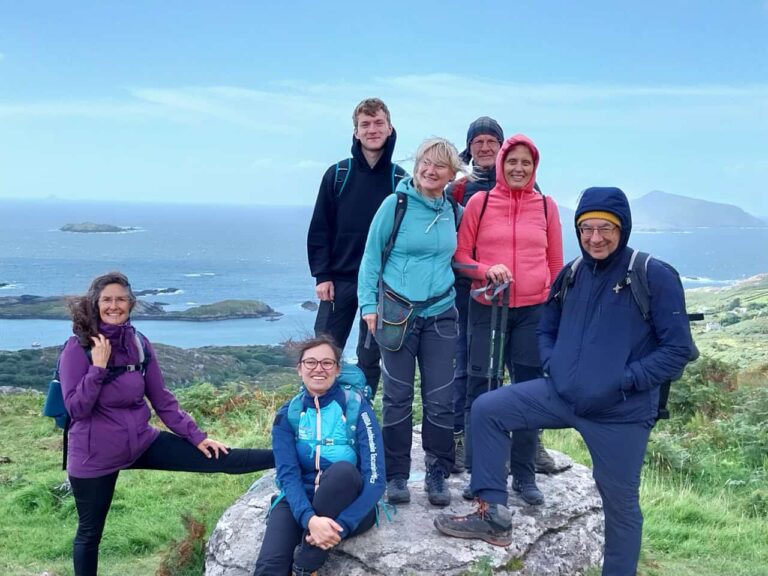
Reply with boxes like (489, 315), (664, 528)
(1, 1), (766, 213)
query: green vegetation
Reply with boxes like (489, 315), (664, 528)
(0, 382), (295, 576)
(545, 354), (768, 576)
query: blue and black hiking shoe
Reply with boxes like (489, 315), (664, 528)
(512, 477), (545, 505)
(386, 477), (411, 504)
(425, 465), (451, 507)
(434, 499), (513, 547)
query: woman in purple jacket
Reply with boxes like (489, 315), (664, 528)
(60, 271), (274, 576)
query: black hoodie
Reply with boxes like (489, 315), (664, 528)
(307, 129), (403, 284)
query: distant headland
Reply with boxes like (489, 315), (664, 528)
(60, 222), (139, 233)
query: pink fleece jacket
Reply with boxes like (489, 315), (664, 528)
(455, 134), (564, 308)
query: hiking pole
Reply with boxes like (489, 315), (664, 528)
(495, 284), (510, 387)
(471, 281), (510, 393)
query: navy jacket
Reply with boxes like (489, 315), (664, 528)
(537, 187), (692, 422)
(307, 129), (402, 284)
(271, 381), (386, 537)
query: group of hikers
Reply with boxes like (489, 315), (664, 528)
(56, 96), (696, 576)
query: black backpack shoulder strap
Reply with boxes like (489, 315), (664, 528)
(626, 250), (652, 321)
(446, 194), (460, 230)
(553, 256), (583, 306)
(334, 158), (353, 197)
(541, 193), (548, 223)
(381, 192), (407, 268)
(392, 164), (407, 193)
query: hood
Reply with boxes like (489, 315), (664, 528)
(574, 186), (632, 265)
(351, 127), (398, 170)
(494, 134), (540, 196)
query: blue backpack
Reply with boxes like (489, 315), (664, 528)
(42, 332), (151, 469)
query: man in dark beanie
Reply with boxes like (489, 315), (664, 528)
(447, 116), (503, 474)
(436, 187), (697, 576)
(448, 117), (558, 477)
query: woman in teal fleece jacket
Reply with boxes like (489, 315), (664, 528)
(358, 137), (470, 508)
(254, 336), (385, 576)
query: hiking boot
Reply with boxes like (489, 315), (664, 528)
(434, 499), (513, 547)
(386, 478), (411, 504)
(462, 481), (474, 501)
(512, 477), (545, 506)
(534, 432), (559, 474)
(451, 431), (466, 474)
(425, 465), (451, 507)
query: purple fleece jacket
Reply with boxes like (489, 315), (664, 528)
(60, 321), (207, 478)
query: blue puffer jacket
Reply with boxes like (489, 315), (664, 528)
(271, 381), (386, 537)
(537, 187), (692, 422)
(358, 177), (457, 318)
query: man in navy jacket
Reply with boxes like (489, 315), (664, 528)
(435, 187), (694, 576)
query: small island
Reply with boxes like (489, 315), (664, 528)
(60, 222), (138, 233)
(0, 295), (282, 321)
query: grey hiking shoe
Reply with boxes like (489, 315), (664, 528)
(434, 499), (513, 546)
(452, 431), (466, 474)
(386, 478), (411, 504)
(425, 465), (451, 507)
(462, 481), (474, 501)
(534, 432), (559, 474)
(512, 477), (545, 505)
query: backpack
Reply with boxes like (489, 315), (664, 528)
(285, 362), (371, 453)
(42, 331), (151, 469)
(333, 158), (407, 198)
(552, 250), (701, 419)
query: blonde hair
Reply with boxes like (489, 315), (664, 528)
(413, 137), (473, 191)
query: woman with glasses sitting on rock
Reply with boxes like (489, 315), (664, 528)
(253, 335), (386, 576)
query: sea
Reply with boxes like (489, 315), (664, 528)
(1, 199), (767, 352)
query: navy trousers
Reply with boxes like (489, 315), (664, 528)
(470, 378), (653, 576)
(464, 300), (542, 482)
(313, 278), (381, 397)
(253, 461), (376, 575)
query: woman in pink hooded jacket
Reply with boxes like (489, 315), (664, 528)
(454, 134), (563, 505)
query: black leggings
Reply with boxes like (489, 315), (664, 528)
(68, 431), (274, 576)
(254, 461), (377, 575)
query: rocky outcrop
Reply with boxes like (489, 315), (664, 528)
(301, 300), (319, 312)
(205, 431), (604, 576)
(60, 222), (138, 233)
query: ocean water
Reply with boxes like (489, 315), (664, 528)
(1, 199), (767, 351)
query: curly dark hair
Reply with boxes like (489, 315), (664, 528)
(68, 271), (136, 347)
(294, 334), (342, 365)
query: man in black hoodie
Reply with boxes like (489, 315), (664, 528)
(307, 98), (405, 397)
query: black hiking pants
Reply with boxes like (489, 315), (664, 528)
(313, 278), (381, 397)
(464, 300), (543, 483)
(253, 461), (377, 575)
(68, 431), (274, 576)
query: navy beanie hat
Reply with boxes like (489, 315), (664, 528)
(460, 116), (504, 163)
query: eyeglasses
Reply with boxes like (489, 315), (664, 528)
(578, 224), (618, 238)
(99, 296), (131, 305)
(470, 137), (500, 148)
(299, 358), (338, 370)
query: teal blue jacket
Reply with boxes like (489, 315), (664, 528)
(358, 177), (456, 318)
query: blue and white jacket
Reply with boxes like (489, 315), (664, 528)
(538, 187), (693, 422)
(271, 381), (386, 537)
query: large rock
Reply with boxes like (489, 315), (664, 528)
(206, 431), (604, 575)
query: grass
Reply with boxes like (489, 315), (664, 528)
(2, 354), (767, 576)
(0, 384), (292, 576)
